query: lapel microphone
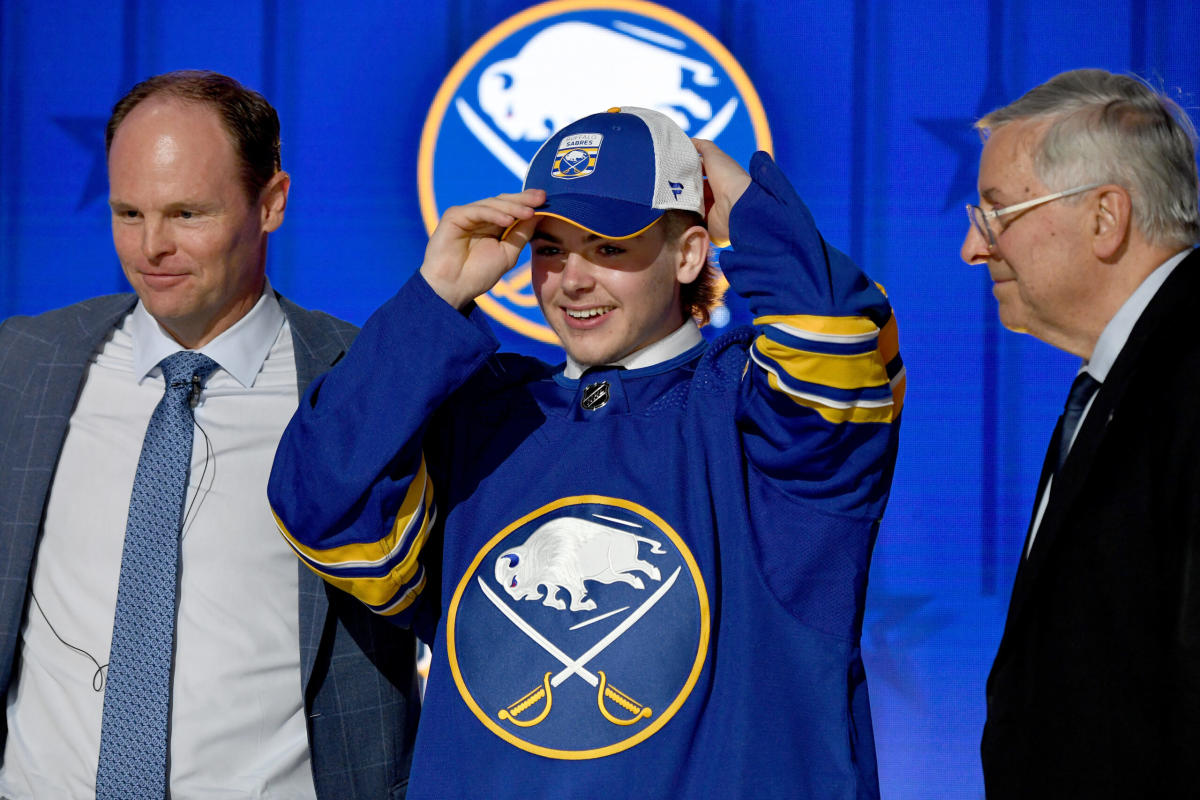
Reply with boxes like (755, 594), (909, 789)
(170, 374), (205, 408)
(189, 374), (203, 408)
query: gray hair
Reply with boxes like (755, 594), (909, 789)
(977, 68), (1200, 250)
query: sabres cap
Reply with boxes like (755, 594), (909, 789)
(521, 106), (704, 239)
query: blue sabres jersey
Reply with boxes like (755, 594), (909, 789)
(270, 153), (903, 799)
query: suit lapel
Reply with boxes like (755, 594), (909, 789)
(8, 295), (137, 537)
(0, 296), (136, 688)
(1005, 384), (1119, 632)
(999, 415), (1062, 634)
(278, 295), (354, 692)
(281, 296), (352, 391)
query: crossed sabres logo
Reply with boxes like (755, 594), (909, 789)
(551, 146), (600, 179)
(418, 0), (772, 345)
(448, 497), (709, 759)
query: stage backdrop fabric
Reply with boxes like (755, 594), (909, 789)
(1, 1), (1198, 796)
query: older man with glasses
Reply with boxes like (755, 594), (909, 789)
(961, 68), (1200, 798)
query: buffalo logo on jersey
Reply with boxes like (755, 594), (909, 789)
(447, 496), (709, 759)
(418, 0), (772, 350)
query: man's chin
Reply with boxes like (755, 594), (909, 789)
(995, 304), (1031, 335)
(136, 294), (192, 324)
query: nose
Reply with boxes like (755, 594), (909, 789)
(961, 222), (992, 265)
(560, 252), (595, 294)
(141, 217), (176, 263)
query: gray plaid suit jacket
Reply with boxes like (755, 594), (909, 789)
(0, 292), (419, 799)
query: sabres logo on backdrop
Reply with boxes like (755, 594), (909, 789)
(419, 0), (772, 349)
(447, 496), (709, 758)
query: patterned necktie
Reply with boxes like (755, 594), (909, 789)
(96, 351), (218, 799)
(1056, 371), (1101, 472)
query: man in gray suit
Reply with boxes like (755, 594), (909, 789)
(0, 71), (418, 798)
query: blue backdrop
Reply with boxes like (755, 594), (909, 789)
(2, 1), (1198, 796)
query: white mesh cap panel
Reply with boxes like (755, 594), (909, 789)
(620, 107), (705, 215)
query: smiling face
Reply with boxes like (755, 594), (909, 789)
(107, 97), (288, 348)
(529, 216), (706, 367)
(961, 120), (1105, 352)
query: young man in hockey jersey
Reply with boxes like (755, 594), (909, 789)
(269, 108), (904, 799)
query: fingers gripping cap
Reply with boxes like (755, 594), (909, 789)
(521, 107), (703, 239)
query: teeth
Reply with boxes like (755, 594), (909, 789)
(566, 306), (613, 319)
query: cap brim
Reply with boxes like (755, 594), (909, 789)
(532, 194), (663, 240)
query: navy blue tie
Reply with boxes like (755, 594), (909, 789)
(96, 351), (218, 799)
(1056, 371), (1101, 473)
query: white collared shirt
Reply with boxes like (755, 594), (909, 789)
(1026, 249), (1191, 556)
(0, 281), (317, 798)
(562, 318), (705, 379)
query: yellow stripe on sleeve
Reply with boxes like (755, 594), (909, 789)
(374, 572), (429, 617)
(755, 314), (879, 339)
(283, 455), (433, 568)
(764, 371), (897, 424)
(755, 335), (890, 391)
(878, 315), (900, 366)
(277, 477), (437, 609)
(295, 557), (428, 617)
(878, 315), (905, 411)
(316, 528), (432, 613)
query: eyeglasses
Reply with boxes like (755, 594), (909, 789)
(966, 183), (1102, 249)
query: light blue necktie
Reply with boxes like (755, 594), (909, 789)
(96, 351), (218, 799)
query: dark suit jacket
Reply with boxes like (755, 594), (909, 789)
(983, 249), (1200, 798)
(0, 292), (419, 799)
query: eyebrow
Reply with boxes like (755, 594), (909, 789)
(108, 199), (214, 211)
(979, 188), (1009, 207)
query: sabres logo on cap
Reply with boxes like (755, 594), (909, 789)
(551, 133), (602, 179)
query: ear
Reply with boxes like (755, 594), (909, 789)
(260, 170), (291, 234)
(1091, 184), (1131, 261)
(674, 225), (710, 285)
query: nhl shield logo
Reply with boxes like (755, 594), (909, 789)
(447, 495), (710, 759)
(418, 0), (772, 350)
(580, 380), (610, 410)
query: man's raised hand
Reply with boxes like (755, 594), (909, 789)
(692, 139), (751, 248)
(419, 189), (545, 311)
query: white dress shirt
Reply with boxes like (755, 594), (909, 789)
(0, 283), (317, 798)
(562, 318), (704, 379)
(1026, 249), (1191, 556)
